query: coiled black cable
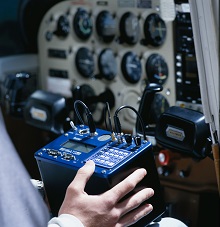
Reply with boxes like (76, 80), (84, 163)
(114, 105), (147, 140)
(74, 100), (96, 134)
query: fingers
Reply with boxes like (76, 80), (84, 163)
(105, 168), (147, 203)
(69, 160), (95, 192)
(118, 188), (154, 216)
(116, 203), (153, 227)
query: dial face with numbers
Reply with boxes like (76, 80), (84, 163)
(75, 47), (94, 78)
(119, 12), (140, 45)
(96, 10), (116, 42)
(146, 54), (168, 85)
(144, 13), (167, 47)
(98, 48), (117, 80)
(73, 8), (93, 40)
(121, 51), (142, 84)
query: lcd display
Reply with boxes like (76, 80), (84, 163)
(62, 140), (96, 153)
(185, 55), (199, 81)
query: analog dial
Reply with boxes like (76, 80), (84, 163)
(98, 48), (117, 80)
(96, 10), (116, 42)
(144, 13), (166, 47)
(75, 47), (94, 78)
(73, 8), (93, 40)
(119, 12), (140, 45)
(121, 52), (142, 83)
(146, 54), (168, 85)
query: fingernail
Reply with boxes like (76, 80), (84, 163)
(86, 160), (95, 165)
(149, 188), (154, 196)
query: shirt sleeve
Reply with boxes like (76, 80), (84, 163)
(48, 214), (85, 227)
(0, 108), (50, 226)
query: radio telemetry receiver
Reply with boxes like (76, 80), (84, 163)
(35, 102), (165, 226)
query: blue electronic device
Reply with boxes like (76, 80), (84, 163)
(35, 124), (165, 226)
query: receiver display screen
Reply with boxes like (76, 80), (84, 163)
(184, 55), (199, 84)
(62, 140), (96, 153)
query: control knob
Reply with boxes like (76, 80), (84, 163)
(54, 15), (70, 38)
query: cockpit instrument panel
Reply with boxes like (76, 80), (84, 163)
(38, 0), (175, 130)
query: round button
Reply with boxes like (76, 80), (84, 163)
(158, 150), (170, 166)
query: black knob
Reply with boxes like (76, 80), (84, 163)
(54, 15), (70, 38)
(134, 135), (141, 147)
(124, 134), (132, 145)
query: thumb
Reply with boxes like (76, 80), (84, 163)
(70, 160), (95, 192)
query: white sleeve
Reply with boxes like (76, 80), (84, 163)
(48, 214), (85, 227)
(155, 217), (188, 227)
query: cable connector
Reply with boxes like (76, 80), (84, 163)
(74, 100), (97, 137)
(114, 115), (121, 134)
(111, 132), (117, 141)
(70, 121), (77, 131)
(87, 112), (96, 136)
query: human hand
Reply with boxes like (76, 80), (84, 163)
(58, 160), (154, 227)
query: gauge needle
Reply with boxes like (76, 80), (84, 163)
(128, 63), (137, 68)
(79, 59), (93, 65)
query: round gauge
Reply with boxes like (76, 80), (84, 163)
(119, 12), (140, 45)
(96, 10), (116, 42)
(144, 13), (166, 47)
(121, 52), (142, 83)
(149, 93), (169, 124)
(73, 8), (93, 40)
(54, 15), (70, 38)
(75, 47), (94, 78)
(146, 54), (168, 85)
(98, 48), (117, 80)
